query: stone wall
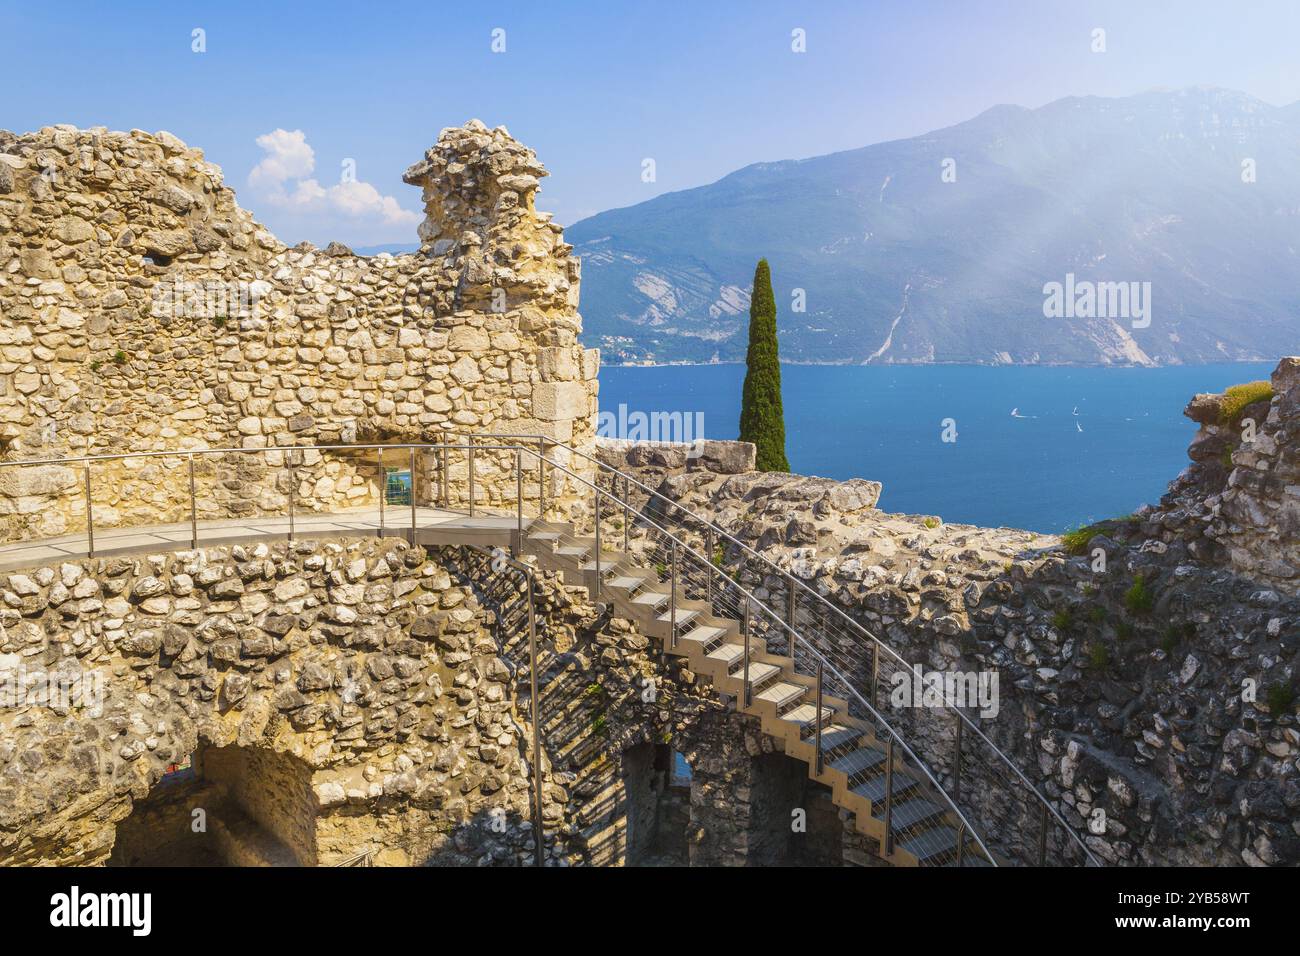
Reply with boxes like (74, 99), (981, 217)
(0, 534), (863, 866)
(1163, 357), (1299, 593)
(601, 358), (1300, 866)
(0, 120), (598, 541)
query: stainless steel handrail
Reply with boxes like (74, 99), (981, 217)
(446, 432), (1099, 866)
(519, 444), (999, 864)
(543, 437), (1098, 866)
(0, 435), (1095, 865)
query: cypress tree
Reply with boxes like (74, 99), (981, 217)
(738, 258), (790, 472)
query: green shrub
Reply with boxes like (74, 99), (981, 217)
(1124, 574), (1154, 615)
(1115, 618), (1134, 642)
(1087, 643), (1110, 670)
(1051, 608), (1073, 632)
(1218, 380), (1273, 426)
(1265, 682), (1297, 715)
(1062, 525), (1096, 556)
(923, 516), (940, 530)
(1088, 606), (1107, 625)
(89, 359), (103, 372)
(112, 349), (127, 366)
(1062, 516), (1135, 556)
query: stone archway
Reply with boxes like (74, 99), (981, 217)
(108, 742), (317, 866)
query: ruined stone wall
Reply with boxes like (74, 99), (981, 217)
(0, 120), (598, 542)
(1195, 357), (1298, 592)
(602, 359), (1300, 867)
(0, 534), (861, 867)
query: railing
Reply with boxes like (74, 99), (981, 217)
(549, 439), (1099, 867)
(442, 432), (1097, 866)
(0, 435), (1097, 866)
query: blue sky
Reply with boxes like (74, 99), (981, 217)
(8, 0), (1300, 246)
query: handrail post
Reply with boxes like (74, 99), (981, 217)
(785, 574), (795, 665)
(527, 575), (544, 868)
(377, 447), (385, 536)
(514, 448), (523, 556)
(537, 439), (546, 516)
(705, 527), (715, 604)
(408, 446), (417, 544)
(83, 464), (94, 558)
(953, 711), (963, 802)
(288, 457), (296, 542)
(1038, 803), (1048, 866)
(467, 442), (476, 517)
(188, 454), (197, 550)
(956, 821), (966, 867)
(871, 643), (880, 710)
(814, 660), (824, 775)
(742, 599), (752, 707)
(593, 488), (601, 600)
(883, 738), (895, 856)
(622, 475), (630, 553)
(440, 433), (449, 508)
(669, 539), (677, 651)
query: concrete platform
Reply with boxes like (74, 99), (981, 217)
(0, 506), (525, 573)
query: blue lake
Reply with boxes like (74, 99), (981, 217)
(598, 363), (1277, 534)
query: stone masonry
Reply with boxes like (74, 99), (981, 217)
(0, 120), (598, 541)
(604, 357), (1299, 866)
(0, 535), (864, 867)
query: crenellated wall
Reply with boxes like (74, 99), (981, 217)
(0, 120), (598, 542)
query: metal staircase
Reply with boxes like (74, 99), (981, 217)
(507, 437), (1100, 867)
(0, 435), (1098, 867)
(522, 514), (991, 865)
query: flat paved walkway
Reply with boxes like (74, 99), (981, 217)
(0, 507), (525, 573)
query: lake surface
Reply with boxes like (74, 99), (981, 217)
(598, 363), (1277, 533)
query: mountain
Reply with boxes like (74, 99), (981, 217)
(567, 88), (1300, 365)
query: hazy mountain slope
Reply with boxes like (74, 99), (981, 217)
(568, 88), (1300, 364)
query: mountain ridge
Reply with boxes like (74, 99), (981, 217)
(568, 87), (1300, 366)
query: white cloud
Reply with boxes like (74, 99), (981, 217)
(248, 128), (419, 228)
(249, 129), (315, 188)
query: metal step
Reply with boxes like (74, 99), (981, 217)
(831, 747), (887, 778)
(736, 661), (779, 685)
(817, 724), (861, 751)
(706, 643), (745, 667)
(631, 590), (667, 607)
(781, 703), (834, 729)
(605, 575), (643, 590)
(658, 607), (699, 625)
(897, 825), (962, 864)
(754, 681), (804, 708)
(678, 624), (727, 647)
(554, 544), (588, 559)
(529, 530), (562, 541)
(581, 554), (625, 571)
(874, 798), (947, 832)
(852, 772), (921, 804)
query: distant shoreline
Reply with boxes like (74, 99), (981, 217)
(603, 359), (1277, 369)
